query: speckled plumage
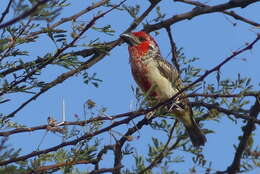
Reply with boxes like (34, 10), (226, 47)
(121, 31), (206, 146)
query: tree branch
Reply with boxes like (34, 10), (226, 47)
(27, 160), (94, 174)
(188, 92), (259, 98)
(0, 109), (146, 166)
(0, 0), (51, 29)
(28, 0), (108, 37)
(218, 97), (260, 174)
(165, 27), (180, 73)
(113, 117), (151, 174)
(175, 0), (260, 27)
(190, 101), (260, 124)
(139, 120), (179, 173)
(4, 0), (160, 118)
(145, 34), (260, 118)
(0, 110), (140, 136)
(3, 0), (128, 117)
(89, 165), (123, 174)
(0, 0), (13, 24)
(144, 0), (260, 32)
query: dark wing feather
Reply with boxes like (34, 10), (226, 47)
(155, 56), (191, 110)
(155, 56), (183, 91)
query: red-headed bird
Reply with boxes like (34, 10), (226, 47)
(121, 31), (206, 146)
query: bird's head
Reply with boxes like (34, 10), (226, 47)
(121, 31), (160, 58)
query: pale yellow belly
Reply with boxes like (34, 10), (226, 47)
(145, 62), (178, 101)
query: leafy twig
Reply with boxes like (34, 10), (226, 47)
(0, 0), (51, 29)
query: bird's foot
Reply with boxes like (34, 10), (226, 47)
(145, 110), (156, 119)
(168, 103), (184, 113)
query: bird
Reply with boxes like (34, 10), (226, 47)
(120, 31), (206, 146)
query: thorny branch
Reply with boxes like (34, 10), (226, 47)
(1, 0), (260, 173)
(0, 108), (146, 166)
(1, 98), (259, 138)
(0, 110), (142, 137)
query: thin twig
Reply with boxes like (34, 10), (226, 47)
(166, 27), (180, 73)
(188, 92), (259, 98)
(3, 0), (128, 117)
(113, 117), (151, 174)
(28, 0), (108, 37)
(0, 0), (51, 29)
(0, 0), (13, 24)
(89, 165), (123, 174)
(190, 101), (260, 124)
(27, 160), (93, 174)
(0, 0), (124, 97)
(139, 120), (179, 173)
(4, 0), (160, 119)
(0, 99), (11, 104)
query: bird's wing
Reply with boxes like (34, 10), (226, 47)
(155, 56), (183, 91)
(155, 56), (194, 118)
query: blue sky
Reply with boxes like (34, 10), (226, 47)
(1, 0), (260, 173)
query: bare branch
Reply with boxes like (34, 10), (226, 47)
(0, 99), (11, 104)
(89, 165), (123, 174)
(113, 117), (151, 174)
(94, 145), (114, 170)
(175, 0), (260, 27)
(165, 27), (180, 73)
(144, 0), (260, 32)
(188, 92), (259, 98)
(0, 0), (13, 24)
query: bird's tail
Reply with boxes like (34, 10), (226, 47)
(184, 117), (206, 146)
(174, 105), (206, 146)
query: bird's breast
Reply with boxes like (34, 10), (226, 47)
(130, 57), (177, 100)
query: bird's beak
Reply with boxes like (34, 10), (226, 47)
(120, 33), (138, 46)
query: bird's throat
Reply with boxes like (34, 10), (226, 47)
(128, 41), (150, 58)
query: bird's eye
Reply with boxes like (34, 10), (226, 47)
(139, 37), (146, 42)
